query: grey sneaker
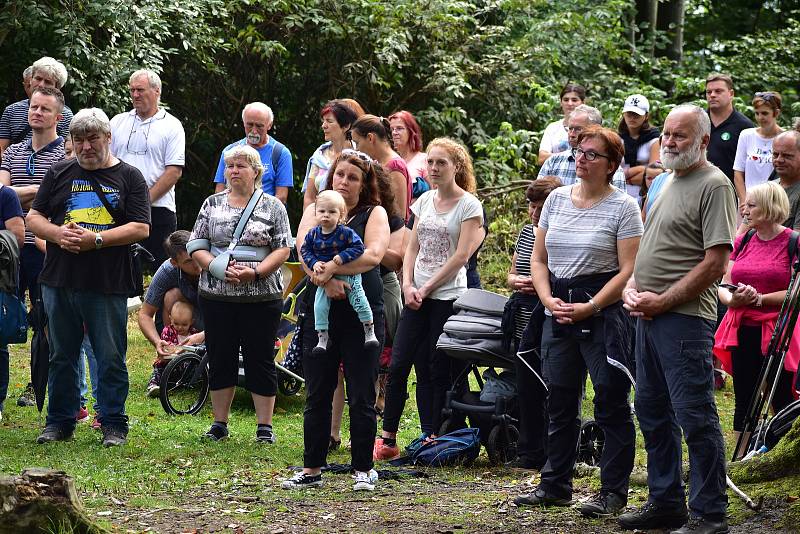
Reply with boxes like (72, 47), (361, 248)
(363, 323), (379, 349)
(353, 469), (378, 491)
(580, 491), (627, 518)
(101, 426), (128, 447)
(37, 425), (74, 444)
(281, 471), (323, 489)
(17, 383), (35, 407)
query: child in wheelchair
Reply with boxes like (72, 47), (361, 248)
(147, 300), (200, 397)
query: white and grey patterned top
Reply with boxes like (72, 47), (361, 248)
(190, 190), (291, 302)
(539, 185), (643, 279)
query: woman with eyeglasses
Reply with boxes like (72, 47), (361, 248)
(284, 149), (393, 491)
(350, 114), (411, 221)
(374, 138), (484, 460)
(389, 110), (430, 200)
(618, 94), (662, 203)
(302, 99), (365, 210)
(733, 92), (784, 210)
(515, 125), (641, 519)
(538, 83), (586, 164)
(503, 175), (562, 470)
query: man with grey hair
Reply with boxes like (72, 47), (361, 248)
(213, 102), (293, 203)
(27, 108), (151, 447)
(110, 69), (184, 270)
(0, 57), (74, 157)
(770, 130), (800, 230)
(23, 66), (33, 97)
(619, 104), (735, 534)
(537, 104), (626, 191)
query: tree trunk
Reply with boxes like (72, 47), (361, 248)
(0, 468), (104, 534)
(635, 0), (659, 58)
(657, 0), (685, 64)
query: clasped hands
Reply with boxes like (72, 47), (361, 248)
(311, 260), (351, 300)
(543, 296), (593, 324)
(622, 287), (667, 320)
(56, 222), (96, 253)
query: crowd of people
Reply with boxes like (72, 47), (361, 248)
(2, 56), (800, 534)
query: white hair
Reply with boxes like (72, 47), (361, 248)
(70, 108), (112, 137)
(23, 66), (33, 80)
(32, 57), (69, 89)
(242, 102), (274, 125)
(129, 69), (162, 92)
(669, 104), (711, 139)
(569, 104), (602, 125)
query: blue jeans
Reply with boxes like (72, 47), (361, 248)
(635, 312), (727, 520)
(78, 333), (99, 411)
(0, 344), (8, 412)
(42, 285), (128, 432)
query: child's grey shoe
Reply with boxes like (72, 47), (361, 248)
(312, 330), (329, 357)
(363, 323), (379, 349)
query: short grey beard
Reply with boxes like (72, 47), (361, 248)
(246, 133), (261, 145)
(661, 140), (703, 171)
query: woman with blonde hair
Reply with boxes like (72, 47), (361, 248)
(715, 180), (800, 458)
(374, 137), (483, 459)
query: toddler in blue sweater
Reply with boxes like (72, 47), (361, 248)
(301, 190), (379, 355)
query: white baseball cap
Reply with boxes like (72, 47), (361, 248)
(623, 94), (650, 116)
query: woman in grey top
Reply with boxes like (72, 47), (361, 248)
(188, 145), (291, 443)
(516, 126), (643, 519)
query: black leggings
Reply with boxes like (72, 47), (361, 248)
(383, 298), (459, 436)
(732, 325), (795, 431)
(199, 297), (282, 396)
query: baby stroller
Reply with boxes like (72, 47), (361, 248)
(436, 289), (605, 466)
(158, 260), (308, 415)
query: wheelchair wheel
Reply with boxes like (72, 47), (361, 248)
(487, 423), (519, 465)
(278, 372), (303, 396)
(577, 420), (605, 466)
(160, 352), (209, 415)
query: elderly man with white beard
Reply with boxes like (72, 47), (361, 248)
(618, 105), (736, 534)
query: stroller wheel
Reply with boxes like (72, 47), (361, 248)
(439, 417), (466, 437)
(160, 351), (209, 415)
(278, 374), (303, 396)
(487, 423), (519, 465)
(577, 420), (605, 466)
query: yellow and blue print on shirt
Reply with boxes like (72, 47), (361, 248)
(64, 178), (119, 233)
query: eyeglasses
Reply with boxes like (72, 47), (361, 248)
(572, 147), (610, 162)
(341, 148), (374, 164)
(566, 125), (584, 133)
(755, 91), (776, 102)
(390, 126), (406, 133)
(126, 116), (152, 155)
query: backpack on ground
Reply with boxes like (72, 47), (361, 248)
(409, 427), (481, 467)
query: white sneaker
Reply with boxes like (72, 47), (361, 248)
(353, 469), (378, 491)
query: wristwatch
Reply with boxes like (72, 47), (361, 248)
(94, 233), (103, 249)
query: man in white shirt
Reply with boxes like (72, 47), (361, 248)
(111, 69), (185, 270)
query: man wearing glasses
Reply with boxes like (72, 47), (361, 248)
(537, 104), (626, 191)
(0, 86), (66, 408)
(110, 69), (185, 271)
(0, 57), (73, 159)
(212, 102), (293, 204)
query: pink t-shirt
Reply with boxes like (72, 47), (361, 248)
(386, 157), (412, 221)
(731, 228), (793, 313)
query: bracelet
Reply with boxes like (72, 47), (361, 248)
(755, 293), (763, 307)
(588, 298), (601, 314)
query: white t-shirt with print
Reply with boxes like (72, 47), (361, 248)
(733, 128), (776, 190)
(411, 190), (483, 301)
(540, 120), (569, 155)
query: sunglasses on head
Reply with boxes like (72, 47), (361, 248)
(755, 91), (775, 102)
(341, 148), (374, 164)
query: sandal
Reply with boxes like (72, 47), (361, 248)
(328, 436), (341, 452)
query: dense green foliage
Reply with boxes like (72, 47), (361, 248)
(1, 0), (799, 227)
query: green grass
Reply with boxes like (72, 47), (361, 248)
(0, 309), (755, 532)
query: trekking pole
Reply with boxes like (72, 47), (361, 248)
(732, 259), (800, 461)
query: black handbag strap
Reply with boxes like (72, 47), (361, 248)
(83, 173), (126, 224)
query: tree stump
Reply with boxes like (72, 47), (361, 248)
(729, 416), (800, 483)
(0, 468), (104, 534)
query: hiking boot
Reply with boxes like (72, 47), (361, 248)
(256, 426), (276, 444)
(76, 406), (90, 423)
(281, 471), (323, 489)
(91, 414), (102, 431)
(202, 423), (229, 441)
(513, 487), (571, 507)
(363, 323), (379, 349)
(17, 383), (35, 407)
(618, 501), (688, 530)
(580, 491), (627, 518)
(372, 437), (400, 461)
(504, 456), (544, 471)
(101, 426), (128, 447)
(353, 469), (378, 491)
(146, 368), (162, 398)
(670, 517), (729, 534)
(36, 425), (74, 444)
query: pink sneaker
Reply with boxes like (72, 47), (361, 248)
(372, 437), (400, 461)
(76, 406), (90, 423)
(91, 414), (102, 430)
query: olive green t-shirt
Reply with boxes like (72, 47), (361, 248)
(634, 164), (736, 320)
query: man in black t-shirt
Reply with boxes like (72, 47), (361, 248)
(27, 108), (150, 447)
(705, 73), (753, 187)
